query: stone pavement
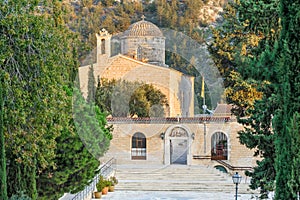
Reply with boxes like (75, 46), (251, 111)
(98, 191), (261, 200)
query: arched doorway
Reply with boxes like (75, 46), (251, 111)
(131, 132), (146, 160)
(165, 126), (190, 165)
(211, 132), (228, 160)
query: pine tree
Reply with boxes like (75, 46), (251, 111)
(38, 112), (100, 199)
(73, 87), (112, 159)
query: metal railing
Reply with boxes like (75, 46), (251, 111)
(71, 158), (116, 200)
(216, 160), (253, 171)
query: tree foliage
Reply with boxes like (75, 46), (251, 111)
(0, 0), (112, 199)
(0, 0), (77, 198)
(210, 0), (300, 198)
(208, 0), (285, 197)
(129, 84), (168, 117)
(73, 87), (112, 159)
(273, 0), (300, 198)
(87, 65), (96, 103)
(95, 78), (168, 117)
(37, 87), (112, 199)
(0, 72), (8, 200)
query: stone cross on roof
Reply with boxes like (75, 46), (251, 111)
(141, 15), (146, 21)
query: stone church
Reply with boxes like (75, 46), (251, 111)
(79, 18), (257, 174)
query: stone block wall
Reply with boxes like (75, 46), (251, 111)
(101, 119), (258, 170)
(79, 55), (194, 117)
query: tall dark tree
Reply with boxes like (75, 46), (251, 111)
(287, 113), (300, 196)
(273, 0), (300, 198)
(0, 72), (8, 200)
(87, 65), (96, 103)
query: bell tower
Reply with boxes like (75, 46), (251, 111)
(96, 28), (111, 64)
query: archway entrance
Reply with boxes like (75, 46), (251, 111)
(164, 126), (191, 165)
(170, 139), (187, 164)
(211, 132), (228, 160)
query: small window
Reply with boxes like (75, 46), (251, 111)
(101, 39), (105, 54)
(137, 46), (142, 60)
(131, 132), (146, 160)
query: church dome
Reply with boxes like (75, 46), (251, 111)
(123, 19), (163, 37)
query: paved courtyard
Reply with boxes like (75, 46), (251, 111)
(99, 191), (262, 200)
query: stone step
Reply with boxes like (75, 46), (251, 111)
(113, 165), (256, 194)
(116, 173), (228, 177)
(116, 169), (226, 175)
(116, 177), (229, 182)
(116, 183), (252, 193)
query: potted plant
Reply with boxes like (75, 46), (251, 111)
(94, 176), (103, 199)
(101, 179), (109, 195)
(108, 176), (118, 192)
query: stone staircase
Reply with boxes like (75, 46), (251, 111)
(114, 164), (256, 194)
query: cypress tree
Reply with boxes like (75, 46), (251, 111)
(288, 113), (300, 196)
(87, 65), (96, 103)
(0, 72), (8, 200)
(273, 0), (300, 198)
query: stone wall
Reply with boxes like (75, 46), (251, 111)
(120, 36), (165, 66)
(101, 118), (257, 170)
(79, 55), (194, 117)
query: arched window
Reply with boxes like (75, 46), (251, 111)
(101, 39), (105, 54)
(131, 132), (146, 160)
(211, 132), (228, 160)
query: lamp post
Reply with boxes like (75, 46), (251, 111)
(232, 172), (242, 200)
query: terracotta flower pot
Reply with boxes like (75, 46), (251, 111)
(94, 191), (102, 199)
(102, 186), (109, 195)
(108, 185), (115, 192)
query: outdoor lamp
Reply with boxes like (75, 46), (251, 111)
(232, 172), (242, 200)
(191, 133), (195, 140)
(160, 133), (165, 140)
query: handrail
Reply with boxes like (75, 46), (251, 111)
(215, 160), (253, 171)
(71, 158), (116, 200)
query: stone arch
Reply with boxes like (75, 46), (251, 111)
(211, 131), (228, 160)
(164, 125), (193, 165)
(214, 165), (228, 173)
(131, 132), (146, 160)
